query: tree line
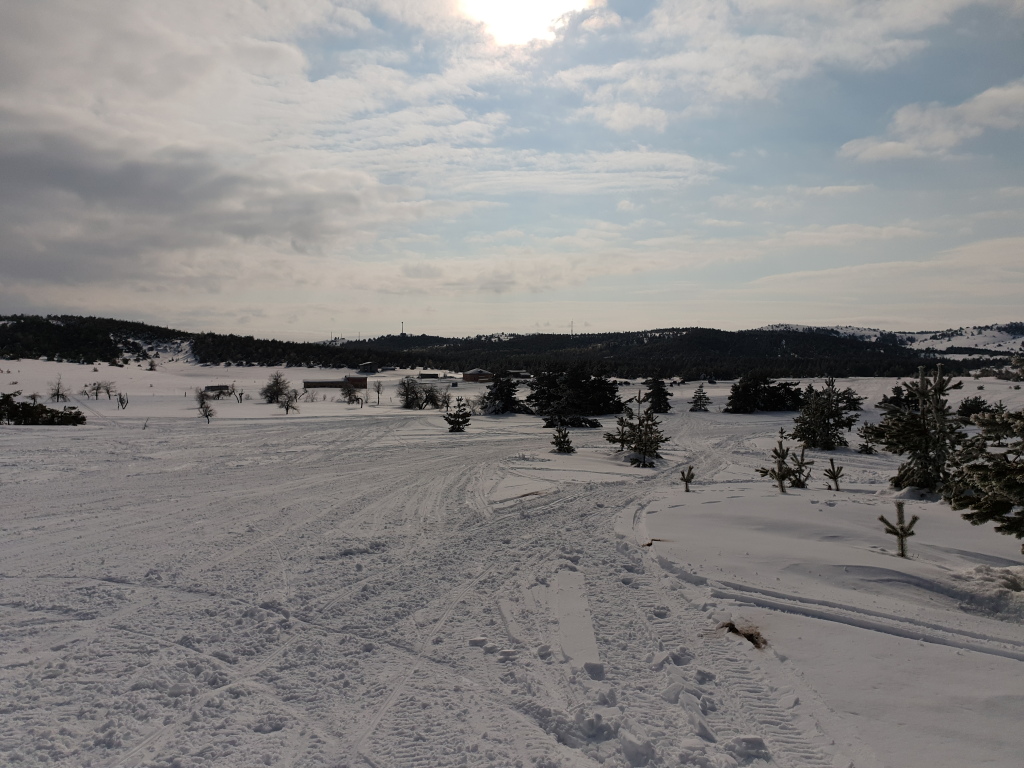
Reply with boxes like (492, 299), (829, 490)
(3, 314), (1018, 380)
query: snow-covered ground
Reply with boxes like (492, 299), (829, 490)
(2, 360), (1023, 768)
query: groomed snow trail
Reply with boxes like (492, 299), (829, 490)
(0, 407), (937, 767)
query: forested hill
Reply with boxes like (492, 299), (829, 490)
(1, 315), (1019, 379)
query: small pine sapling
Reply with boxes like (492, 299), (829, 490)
(824, 458), (844, 491)
(758, 431), (795, 493)
(879, 501), (919, 558)
(604, 400), (637, 452)
(443, 396), (471, 432)
(788, 446), (814, 489)
(629, 405), (668, 467)
(681, 465), (695, 491)
(855, 423), (876, 454)
(552, 426), (575, 454)
(688, 383), (711, 412)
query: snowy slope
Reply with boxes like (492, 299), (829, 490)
(759, 323), (1024, 354)
(1, 361), (1023, 768)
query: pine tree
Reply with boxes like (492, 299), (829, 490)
(944, 406), (1024, 551)
(824, 458), (844, 491)
(643, 378), (672, 413)
(879, 501), (919, 558)
(788, 446), (814, 489)
(480, 373), (531, 414)
(863, 365), (964, 492)
(680, 465), (695, 492)
(789, 377), (863, 450)
(443, 396), (471, 432)
(757, 431), (795, 492)
(604, 400), (637, 452)
(551, 426), (575, 454)
(688, 383), (711, 412)
(628, 405), (668, 468)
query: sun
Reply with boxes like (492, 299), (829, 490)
(459, 0), (596, 46)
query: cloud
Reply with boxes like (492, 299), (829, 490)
(839, 77), (1024, 160)
(740, 236), (1024, 307)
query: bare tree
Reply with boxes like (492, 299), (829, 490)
(198, 400), (215, 423)
(87, 381), (104, 400)
(117, 392), (129, 410)
(372, 380), (384, 406)
(101, 381), (117, 400)
(279, 389), (301, 414)
(48, 375), (70, 402)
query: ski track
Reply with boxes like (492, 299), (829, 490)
(6, 405), (1000, 767)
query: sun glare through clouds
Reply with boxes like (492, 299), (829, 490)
(459, 0), (595, 45)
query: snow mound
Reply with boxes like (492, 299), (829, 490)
(949, 565), (1024, 618)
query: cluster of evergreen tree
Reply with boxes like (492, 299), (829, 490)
(757, 430), (813, 492)
(0, 315), (158, 363)
(0, 391), (86, 425)
(723, 373), (804, 413)
(526, 367), (622, 424)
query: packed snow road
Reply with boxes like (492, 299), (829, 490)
(2, 409), (839, 768)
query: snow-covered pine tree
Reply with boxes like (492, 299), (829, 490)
(789, 377), (863, 450)
(480, 372), (532, 414)
(443, 396), (471, 432)
(862, 365), (964, 492)
(688, 383), (711, 412)
(643, 378), (672, 413)
(551, 426), (575, 454)
(944, 406), (1024, 551)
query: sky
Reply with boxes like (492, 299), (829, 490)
(1, 0), (1022, 341)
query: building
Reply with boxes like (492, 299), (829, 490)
(358, 362), (377, 373)
(462, 368), (494, 383)
(507, 369), (531, 379)
(417, 372), (440, 379)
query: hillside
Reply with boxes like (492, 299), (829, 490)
(2, 315), (1022, 379)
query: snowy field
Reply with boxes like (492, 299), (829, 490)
(2, 359), (1023, 768)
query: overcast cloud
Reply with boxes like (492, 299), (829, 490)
(1, 0), (1022, 338)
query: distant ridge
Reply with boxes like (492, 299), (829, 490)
(2, 314), (1020, 380)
